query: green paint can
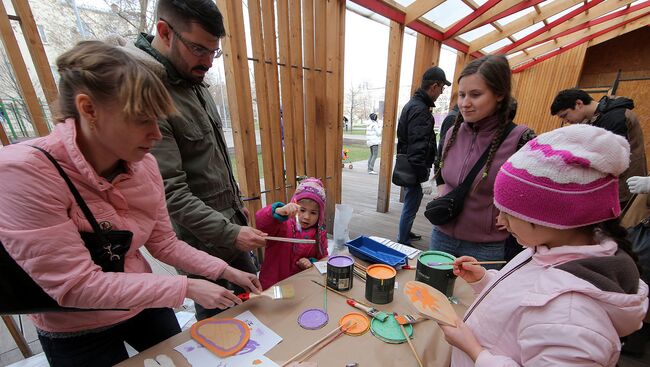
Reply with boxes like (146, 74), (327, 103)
(415, 251), (456, 297)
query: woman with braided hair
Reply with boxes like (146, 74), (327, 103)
(430, 55), (535, 268)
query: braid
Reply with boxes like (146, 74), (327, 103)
(436, 113), (463, 179)
(596, 219), (643, 276)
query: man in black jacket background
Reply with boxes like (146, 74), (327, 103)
(395, 66), (450, 246)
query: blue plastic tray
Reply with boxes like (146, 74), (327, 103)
(345, 236), (407, 268)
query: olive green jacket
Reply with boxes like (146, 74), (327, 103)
(130, 34), (244, 263)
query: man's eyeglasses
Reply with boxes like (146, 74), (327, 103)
(160, 18), (222, 59)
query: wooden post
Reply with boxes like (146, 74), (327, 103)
(449, 51), (470, 112)
(261, 0), (287, 204)
(303, 0), (317, 178)
(11, 0), (58, 111)
(1, 316), (32, 358)
(247, 0), (277, 204)
(289, 0), (306, 177)
(277, 0), (298, 197)
(0, 121), (9, 145)
(336, 0), (346, 204)
(314, 0), (327, 183)
(0, 1), (49, 136)
(376, 21), (404, 213)
(217, 0), (262, 220)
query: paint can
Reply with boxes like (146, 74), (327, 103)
(327, 255), (354, 291)
(415, 251), (457, 297)
(364, 264), (397, 304)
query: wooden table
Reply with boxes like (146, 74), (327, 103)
(117, 256), (474, 366)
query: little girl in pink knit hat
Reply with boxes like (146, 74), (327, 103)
(439, 124), (648, 366)
(256, 178), (328, 290)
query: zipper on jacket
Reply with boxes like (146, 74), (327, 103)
(463, 256), (533, 322)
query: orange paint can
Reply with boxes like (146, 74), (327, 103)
(364, 264), (397, 304)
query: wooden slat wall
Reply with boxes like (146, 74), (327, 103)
(217, 0), (262, 220)
(410, 34), (441, 96)
(616, 80), (650, 167)
(511, 44), (588, 134)
(219, 0), (344, 227)
(377, 20), (405, 213)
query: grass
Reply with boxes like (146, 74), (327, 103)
(345, 128), (367, 135)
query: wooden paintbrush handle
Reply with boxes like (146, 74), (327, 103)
(297, 321), (356, 363)
(281, 322), (351, 366)
(398, 323), (423, 367)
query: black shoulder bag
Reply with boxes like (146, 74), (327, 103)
(0, 146), (132, 315)
(425, 123), (515, 226)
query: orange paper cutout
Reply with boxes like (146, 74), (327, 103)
(190, 318), (250, 358)
(403, 281), (458, 327)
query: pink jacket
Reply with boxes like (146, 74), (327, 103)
(0, 121), (228, 332)
(256, 204), (328, 290)
(452, 241), (649, 366)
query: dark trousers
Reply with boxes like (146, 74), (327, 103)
(194, 250), (258, 320)
(397, 184), (424, 246)
(38, 308), (180, 367)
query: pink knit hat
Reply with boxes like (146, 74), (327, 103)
(494, 124), (630, 229)
(292, 178), (327, 226)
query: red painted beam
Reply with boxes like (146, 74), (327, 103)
(496, 0), (605, 55)
(349, 0), (405, 23)
(443, 0), (503, 39)
(520, 1), (650, 50)
(474, 0), (547, 29)
(512, 12), (648, 73)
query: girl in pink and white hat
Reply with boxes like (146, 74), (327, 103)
(439, 124), (648, 366)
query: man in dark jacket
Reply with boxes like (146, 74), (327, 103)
(395, 66), (450, 246)
(117, 0), (267, 320)
(551, 89), (647, 208)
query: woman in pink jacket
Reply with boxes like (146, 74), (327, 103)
(0, 41), (261, 366)
(439, 124), (649, 366)
(257, 178), (328, 290)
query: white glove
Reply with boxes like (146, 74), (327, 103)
(144, 355), (176, 367)
(421, 180), (433, 195)
(627, 176), (650, 194)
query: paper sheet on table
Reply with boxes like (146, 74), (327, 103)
(174, 310), (282, 367)
(369, 236), (421, 260)
(313, 261), (327, 275)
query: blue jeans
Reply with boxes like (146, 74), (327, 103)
(429, 227), (505, 270)
(397, 184), (423, 245)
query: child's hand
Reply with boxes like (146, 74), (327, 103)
(296, 257), (313, 270)
(452, 256), (486, 283)
(439, 320), (484, 362)
(276, 203), (300, 217)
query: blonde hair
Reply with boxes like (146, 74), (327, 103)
(54, 40), (175, 122)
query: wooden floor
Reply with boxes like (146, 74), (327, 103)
(1, 157), (648, 366)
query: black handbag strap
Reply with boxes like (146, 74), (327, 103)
(29, 146), (103, 235)
(456, 122), (516, 194)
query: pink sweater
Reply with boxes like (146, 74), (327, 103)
(452, 241), (649, 366)
(0, 121), (228, 332)
(256, 205), (328, 290)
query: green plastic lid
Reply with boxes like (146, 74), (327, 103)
(418, 251), (455, 270)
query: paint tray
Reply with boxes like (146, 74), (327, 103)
(345, 236), (407, 268)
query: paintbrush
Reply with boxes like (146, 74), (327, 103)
(237, 284), (295, 301)
(394, 313), (424, 367)
(297, 321), (357, 363)
(352, 268), (366, 282)
(282, 321), (354, 366)
(346, 299), (388, 322)
(427, 260), (507, 266)
(394, 314), (426, 325)
(265, 236), (316, 244)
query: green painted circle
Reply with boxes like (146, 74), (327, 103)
(370, 314), (413, 343)
(418, 251), (455, 270)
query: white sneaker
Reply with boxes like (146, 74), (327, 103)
(368, 170), (378, 175)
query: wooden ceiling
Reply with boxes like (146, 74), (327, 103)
(349, 0), (650, 72)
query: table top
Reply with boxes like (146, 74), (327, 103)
(116, 256), (474, 367)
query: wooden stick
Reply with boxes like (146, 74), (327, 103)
(353, 262), (367, 271)
(297, 321), (356, 363)
(310, 280), (371, 307)
(265, 236), (316, 244)
(281, 321), (352, 366)
(395, 314), (423, 367)
(431, 260), (507, 266)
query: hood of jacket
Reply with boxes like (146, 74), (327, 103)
(597, 96), (635, 114)
(523, 241), (649, 337)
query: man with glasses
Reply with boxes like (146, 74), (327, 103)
(127, 0), (267, 320)
(551, 88), (646, 208)
(395, 66), (450, 247)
